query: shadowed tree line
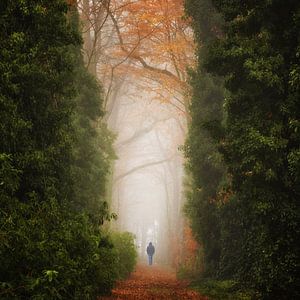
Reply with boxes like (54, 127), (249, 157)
(0, 1), (136, 299)
(184, 0), (299, 299)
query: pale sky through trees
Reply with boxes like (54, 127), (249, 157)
(110, 83), (185, 262)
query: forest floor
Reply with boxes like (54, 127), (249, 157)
(98, 264), (208, 299)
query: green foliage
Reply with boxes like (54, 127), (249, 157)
(71, 62), (116, 224)
(111, 232), (138, 280)
(0, 0), (79, 204)
(0, 199), (117, 299)
(191, 279), (256, 300)
(0, 1), (119, 298)
(185, 0), (300, 299)
(184, 0), (226, 278)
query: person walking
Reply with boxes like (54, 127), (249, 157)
(146, 242), (155, 265)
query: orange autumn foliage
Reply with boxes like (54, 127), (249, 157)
(180, 222), (201, 274)
(184, 223), (198, 254)
(66, 0), (77, 7)
(78, 0), (195, 113)
(169, 223), (199, 270)
(99, 0), (195, 112)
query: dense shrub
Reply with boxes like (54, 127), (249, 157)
(0, 199), (117, 299)
(111, 232), (138, 280)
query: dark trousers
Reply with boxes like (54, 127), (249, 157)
(148, 255), (153, 265)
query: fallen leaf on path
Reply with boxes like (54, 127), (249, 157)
(98, 264), (208, 299)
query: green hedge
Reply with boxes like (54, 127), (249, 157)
(111, 232), (138, 280)
(0, 198), (118, 299)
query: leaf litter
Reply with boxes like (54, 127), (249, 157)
(98, 264), (208, 299)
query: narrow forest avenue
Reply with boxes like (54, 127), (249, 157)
(1, 1), (299, 298)
(99, 264), (207, 300)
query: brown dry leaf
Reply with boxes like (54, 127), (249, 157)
(98, 264), (208, 300)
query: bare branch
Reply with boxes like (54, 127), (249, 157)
(115, 117), (172, 149)
(108, 8), (182, 83)
(114, 158), (171, 183)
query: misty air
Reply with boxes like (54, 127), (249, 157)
(1, 0), (299, 299)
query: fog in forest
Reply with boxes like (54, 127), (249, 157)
(2, 0), (298, 298)
(78, 0), (193, 266)
(2, 1), (298, 298)
(108, 83), (186, 264)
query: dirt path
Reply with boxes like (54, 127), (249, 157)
(99, 264), (208, 299)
